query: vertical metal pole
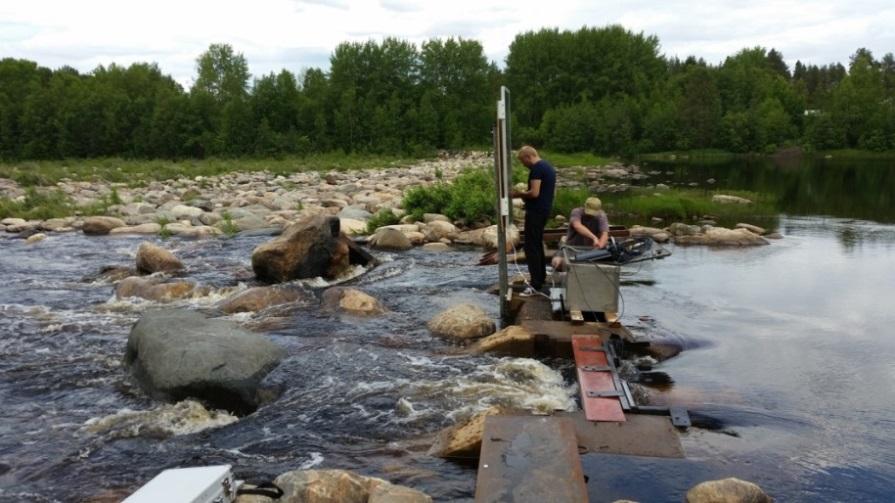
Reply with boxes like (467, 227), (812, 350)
(495, 87), (512, 323)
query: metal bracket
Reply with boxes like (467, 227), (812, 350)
(586, 390), (623, 398)
(570, 310), (584, 322)
(669, 407), (691, 428)
(580, 365), (611, 372)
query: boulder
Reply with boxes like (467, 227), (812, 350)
(405, 231), (427, 245)
(109, 223), (162, 235)
(422, 213), (449, 223)
(25, 233), (46, 244)
(675, 227), (769, 246)
(339, 218), (368, 236)
(735, 223), (766, 235)
(427, 304), (495, 341)
(274, 469), (431, 503)
(218, 286), (310, 314)
(124, 309), (284, 414)
(467, 325), (535, 356)
(136, 242), (184, 274)
(338, 206), (373, 221)
(368, 227), (412, 251)
(629, 225), (671, 243)
(321, 287), (386, 316)
(1, 217), (26, 226)
(39, 217), (74, 232)
(667, 222), (701, 236)
(686, 477), (771, 503)
(171, 204), (204, 219)
(712, 194), (752, 205)
(115, 277), (197, 302)
(421, 242), (451, 252)
(423, 220), (458, 242)
(482, 224), (520, 250)
(82, 216), (126, 235)
(251, 216), (351, 283)
(429, 406), (504, 458)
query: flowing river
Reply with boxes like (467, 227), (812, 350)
(1, 156), (894, 502)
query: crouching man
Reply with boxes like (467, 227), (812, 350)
(551, 197), (609, 271)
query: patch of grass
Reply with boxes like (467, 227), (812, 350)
(0, 188), (73, 220)
(366, 208), (400, 233)
(219, 211), (239, 237)
(817, 149), (895, 160)
(602, 188), (778, 226)
(156, 215), (172, 239)
(0, 152), (428, 187)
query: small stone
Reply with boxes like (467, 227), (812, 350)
(427, 304), (495, 341)
(686, 477), (771, 503)
(421, 242), (451, 252)
(136, 242), (184, 274)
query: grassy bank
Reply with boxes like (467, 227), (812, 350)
(602, 188), (778, 226)
(0, 152), (429, 187)
(0, 187), (123, 220)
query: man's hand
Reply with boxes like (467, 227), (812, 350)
(592, 236), (602, 248)
(511, 190), (524, 199)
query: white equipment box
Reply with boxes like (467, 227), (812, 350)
(124, 465), (238, 503)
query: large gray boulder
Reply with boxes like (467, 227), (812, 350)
(251, 215), (351, 283)
(124, 309), (285, 414)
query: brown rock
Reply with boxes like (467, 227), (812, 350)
(82, 216), (126, 235)
(322, 287), (386, 315)
(218, 286), (309, 314)
(274, 469), (431, 503)
(674, 227), (769, 246)
(467, 325), (535, 356)
(428, 406), (504, 458)
(686, 477), (771, 503)
(427, 304), (495, 341)
(136, 242), (184, 274)
(251, 215), (350, 283)
(421, 242), (451, 252)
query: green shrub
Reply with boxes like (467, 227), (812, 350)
(0, 188), (73, 220)
(366, 208), (400, 233)
(403, 168), (497, 224)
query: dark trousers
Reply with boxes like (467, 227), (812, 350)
(524, 210), (549, 290)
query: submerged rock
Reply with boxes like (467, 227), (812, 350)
(136, 242), (184, 274)
(427, 304), (495, 341)
(84, 399), (237, 439)
(686, 477), (771, 503)
(25, 232), (46, 244)
(321, 287), (387, 316)
(218, 286), (310, 314)
(251, 215), (351, 283)
(273, 469), (431, 503)
(124, 309), (284, 414)
(115, 277), (197, 302)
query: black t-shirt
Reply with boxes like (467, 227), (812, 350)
(525, 160), (556, 215)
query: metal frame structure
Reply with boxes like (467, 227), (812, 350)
(493, 86), (513, 322)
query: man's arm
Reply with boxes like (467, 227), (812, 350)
(571, 217), (608, 248)
(511, 179), (541, 199)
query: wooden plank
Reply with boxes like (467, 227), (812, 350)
(475, 416), (588, 503)
(559, 411), (685, 458)
(573, 335), (626, 422)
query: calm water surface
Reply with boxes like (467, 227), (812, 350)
(1, 158), (894, 502)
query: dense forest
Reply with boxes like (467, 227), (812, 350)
(0, 25), (893, 160)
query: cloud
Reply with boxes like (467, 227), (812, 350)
(0, 0), (893, 85)
(379, 0), (419, 13)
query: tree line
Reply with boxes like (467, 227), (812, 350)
(0, 25), (893, 160)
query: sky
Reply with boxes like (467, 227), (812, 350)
(1, 0), (894, 87)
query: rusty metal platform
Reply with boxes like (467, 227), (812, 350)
(559, 411), (685, 458)
(519, 320), (634, 358)
(475, 416), (588, 503)
(573, 334), (626, 422)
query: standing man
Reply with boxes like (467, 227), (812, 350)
(512, 146), (556, 296)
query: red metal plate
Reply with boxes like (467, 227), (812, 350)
(573, 335), (626, 422)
